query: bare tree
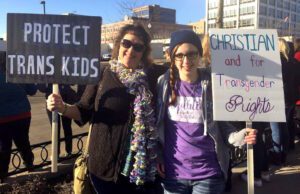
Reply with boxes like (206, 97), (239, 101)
(116, 0), (146, 19)
(216, 0), (223, 28)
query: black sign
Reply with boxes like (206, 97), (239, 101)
(6, 13), (101, 84)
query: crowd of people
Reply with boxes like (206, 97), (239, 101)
(1, 24), (300, 194)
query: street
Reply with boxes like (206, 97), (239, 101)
(28, 93), (88, 146)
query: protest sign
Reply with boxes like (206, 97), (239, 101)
(6, 13), (101, 84)
(209, 29), (285, 122)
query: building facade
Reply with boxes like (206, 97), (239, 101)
(206, 0), (300, 37)
(101, 5), (192, 44)
(132, 4), (176, 23)
(189, 19), (206, 35)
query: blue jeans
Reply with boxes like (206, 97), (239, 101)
(162, 177), (225, 194)
(270, 122), (287, 153)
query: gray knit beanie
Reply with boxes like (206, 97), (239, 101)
(169, 30), (203, 57)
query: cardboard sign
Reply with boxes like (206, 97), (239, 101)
(6, 13), (101, 84)
(209, 29), (285, 122)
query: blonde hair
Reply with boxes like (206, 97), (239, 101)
(201, 34), (211, 67)
(278, 38), (290, 61)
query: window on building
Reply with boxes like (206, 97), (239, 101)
(208, 1), (218, 9)
(291, 3), (296, 12)
(240, 6), (255, 15)
(223, 9), (236, 17)
(260, 0), (268, 4)
(296, 24), (300, 31)
(259, 18), (267, 28)
(269, 0), (275, 6)
(268, 8), (275, 17)
(239, 18), (254, 27)
(292, 14), (296, 22)
(160, 12), (175, 23)
(283, 1), (290, 10)
(224, 0), (237, 6)
(208, 23), (216, 28)
(208, 11), (217, 19)
(277, 0), (283, 8)
(240, 0), (255, 3)
(137, 10), (149, 18)
(276, 10), (283, 19)
(267, 19), (276, 28)
(296, 15), (300, 23)
(282, 22), (288, 30)
(223, 20), (236, 28)
(260, 5), (267, 15)
(297, 4), (300, 12)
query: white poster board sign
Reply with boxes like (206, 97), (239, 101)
(209, 29), (285, 122)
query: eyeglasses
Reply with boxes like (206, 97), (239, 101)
(174, 52), (199, 62)
(120, 39), (145, 52)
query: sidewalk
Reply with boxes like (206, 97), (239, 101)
(0, 157), (76, 193)
(228, 139), (300, 194)
(1, 141), (299, 193)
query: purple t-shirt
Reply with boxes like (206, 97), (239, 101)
(164, 79), (222, 180)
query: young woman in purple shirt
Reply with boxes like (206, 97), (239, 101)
(156, 30), (257, 194)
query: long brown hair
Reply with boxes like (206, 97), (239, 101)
(169, 45), (180, 105)
(111, 24), (152, 68)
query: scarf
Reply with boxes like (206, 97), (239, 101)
(109, 60), (158, 185)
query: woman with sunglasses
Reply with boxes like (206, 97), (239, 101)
(156, 30), (257, 194)
(47, 24), (158, 194)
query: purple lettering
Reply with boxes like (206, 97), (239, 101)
(225, 95), (274, 120)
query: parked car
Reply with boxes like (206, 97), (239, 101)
(102, 53), (112, 61)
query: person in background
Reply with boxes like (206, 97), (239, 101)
(47, 24), (159, 194)
(201, 34), (211, 68)
(270, 38), (300, 165)
(38, 84), (78, 157)
(293, 38), (300, 62)
(281, 39), (300, 150)
(156, 30), (257, 194)
(163, 47), (171, 67)
(0, 50), (37, 183)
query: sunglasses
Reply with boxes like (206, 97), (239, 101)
(121, 39), (145, 52)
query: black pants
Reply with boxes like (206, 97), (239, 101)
(286, 105), (296, 149)
(90, 173), (161, 194)
(253, 126), (269, 178)
(46, 109), (73, 155)
(0, 117), (34, 179)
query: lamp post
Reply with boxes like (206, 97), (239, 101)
(40, 0), (46, 14)
(148, 23), (152, 38)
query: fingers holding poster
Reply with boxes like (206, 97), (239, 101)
(209, 29), (285, 122)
